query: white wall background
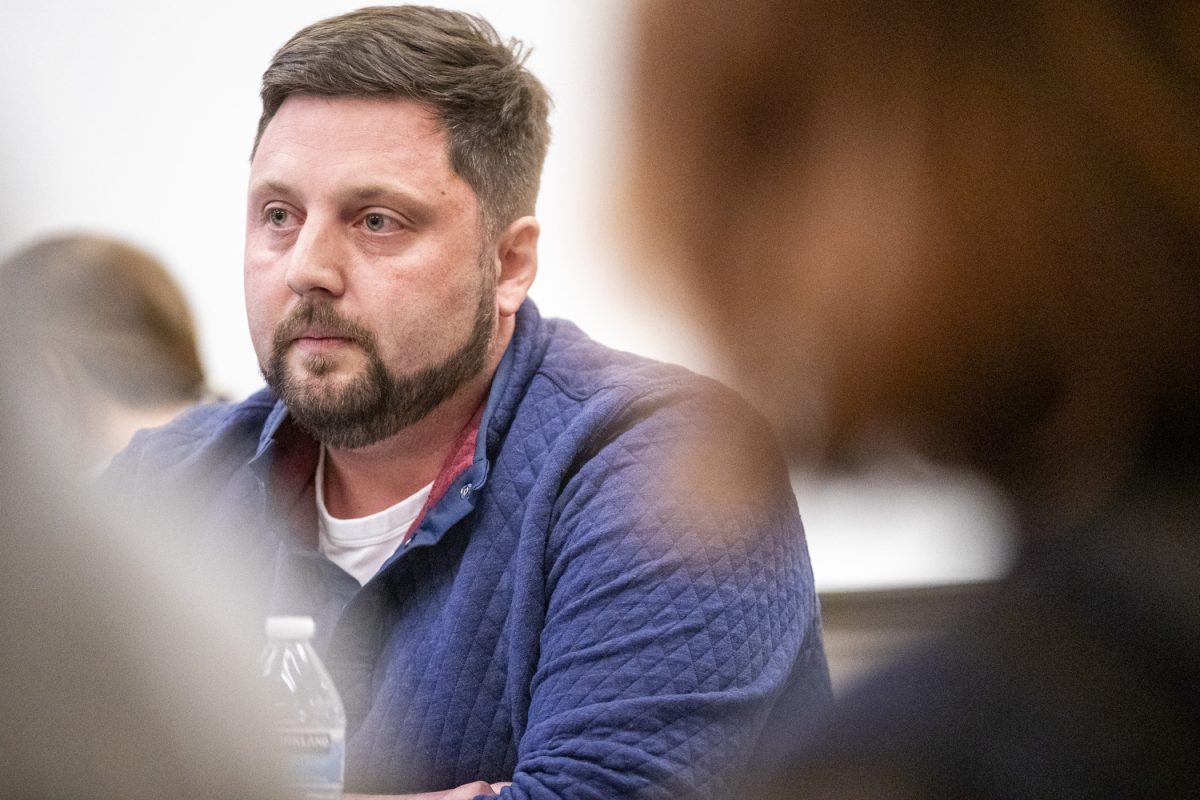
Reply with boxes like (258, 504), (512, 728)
(0, 0), (1014, 590)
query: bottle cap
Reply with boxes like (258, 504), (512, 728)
(265, 615), (316, 639)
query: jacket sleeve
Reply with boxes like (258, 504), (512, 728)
(502, 383), (831, 800)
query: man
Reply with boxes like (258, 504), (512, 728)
(631, 1), (1200, 797)
(106, 6), (829, 799)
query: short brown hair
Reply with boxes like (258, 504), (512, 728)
(254, 5), (552, 233)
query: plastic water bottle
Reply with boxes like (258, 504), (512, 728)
(259, 616), (346, 799)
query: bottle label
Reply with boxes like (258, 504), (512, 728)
(282, 731), (333, 752)
(276, 725), (345, 800)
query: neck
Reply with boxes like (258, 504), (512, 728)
(320, 323), (511, 518)
(320, 371), (485, 519)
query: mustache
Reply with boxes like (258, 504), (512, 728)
(271, 300), (374, 352)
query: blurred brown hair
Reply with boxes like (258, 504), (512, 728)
(2, 233), (206, 407)
(632, 0), (1200, 516)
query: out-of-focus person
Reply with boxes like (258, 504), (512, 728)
(0, 233), (210, 471)
(631, 1), (1200, 797)
(0, 247), (283, 797)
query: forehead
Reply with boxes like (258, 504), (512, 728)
(250, 95), (473, 206)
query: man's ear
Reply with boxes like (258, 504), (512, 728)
(493, 216), (539, 317)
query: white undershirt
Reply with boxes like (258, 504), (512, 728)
(316, 445), (433, 586)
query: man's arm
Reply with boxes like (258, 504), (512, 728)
(498, 385), (831, 799)
(345, 781), (509, 800)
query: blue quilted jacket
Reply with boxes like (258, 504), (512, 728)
(107, 301), (830, 799)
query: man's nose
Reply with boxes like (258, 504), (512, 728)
(285, 216), (347, 297)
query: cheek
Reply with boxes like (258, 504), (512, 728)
(243, 263), (283, 358)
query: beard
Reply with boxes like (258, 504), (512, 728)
(263, 270), (495, 450)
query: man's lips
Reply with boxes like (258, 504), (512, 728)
(290, 331), (358, 354)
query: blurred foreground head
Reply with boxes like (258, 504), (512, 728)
(632, 1), (1200, 522)
(0, 233), (208, 466)
(0, 267), (281, 796)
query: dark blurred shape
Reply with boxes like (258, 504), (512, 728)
(0, 249), (284, 796)
(0, 233), (209, 467)
(631, 0), (1200, 796)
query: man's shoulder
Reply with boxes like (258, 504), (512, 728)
(521, 316), (787, 502)
(109, 388), (278, 481)
(533, 315), (733, 409)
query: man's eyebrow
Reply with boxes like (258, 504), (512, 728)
(345, 184), (436, 220)
(346, 184), (425, 205)
(247, 179), (296, 199)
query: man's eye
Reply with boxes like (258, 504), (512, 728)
(268, 208), (289, 226)
(364, 213), (395, 232)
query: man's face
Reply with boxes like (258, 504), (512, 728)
(245, 95), (496, 449)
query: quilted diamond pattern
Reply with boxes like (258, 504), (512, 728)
(105, 301), (831, 799)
